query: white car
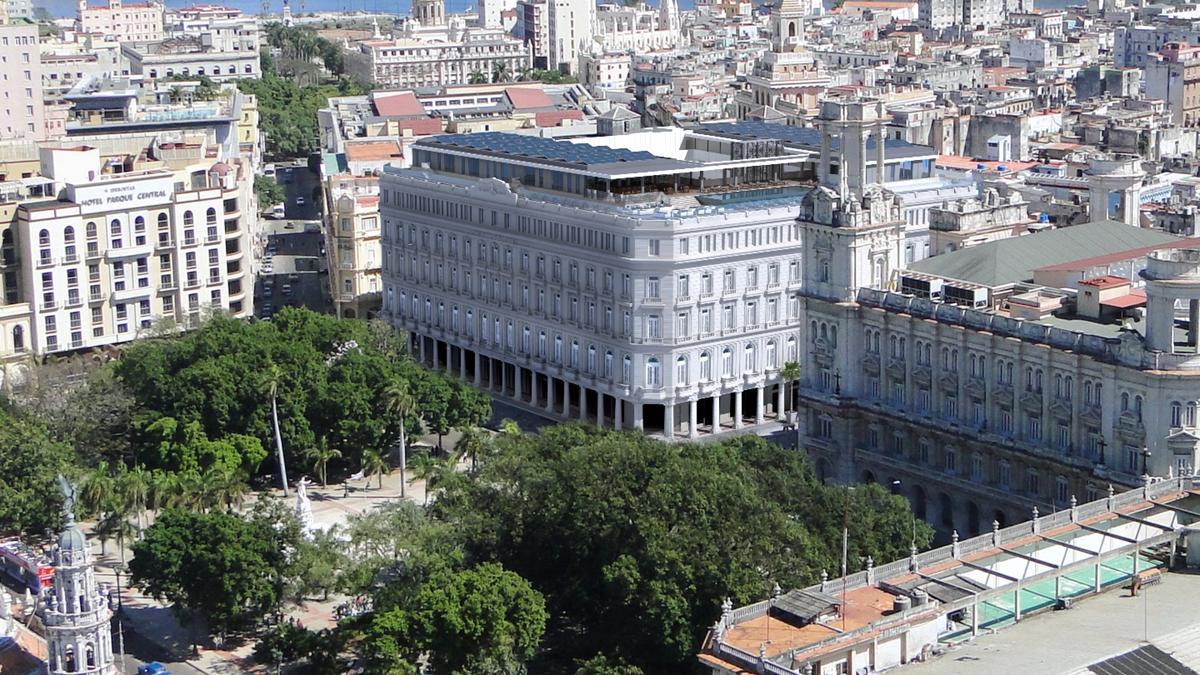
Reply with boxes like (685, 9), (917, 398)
(296, 196), (306, 205)
(263, 164), (276, 177)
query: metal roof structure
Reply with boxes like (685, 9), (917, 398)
(420, 132), (691, 174)
(696, 120), (937, 161)
(908, 220), (1183, 287)
(770, 590), (841, 625)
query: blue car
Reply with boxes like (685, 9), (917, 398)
(137, 663), (169, 675)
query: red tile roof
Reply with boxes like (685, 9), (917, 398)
(345, 140), (403, 162)
(372, 91), (426, 117)
(535, 109), (583, 127)
(1079, 274), (1129, 289)
(1101, 291), (1147, 308)
(505, 86), (553, 110)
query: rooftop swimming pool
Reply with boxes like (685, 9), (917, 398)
(696, 185), (810, 206)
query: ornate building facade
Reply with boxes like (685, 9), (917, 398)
(42, 512), (116, 675)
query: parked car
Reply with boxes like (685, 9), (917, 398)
(295, 196), (306, 205)
(137, 663), (170, 675)
(270, 204), (285, 219)
(263, 164), (276, 177)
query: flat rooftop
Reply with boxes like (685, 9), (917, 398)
(418, 131), (695, 176)
(908, 571), (1200, 675)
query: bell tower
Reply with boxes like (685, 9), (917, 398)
(42, 510), (117, 675)
(772, 0), (805, 52)
(801, 97), (904, 303)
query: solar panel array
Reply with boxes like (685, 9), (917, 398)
(423, 132), (662, 167)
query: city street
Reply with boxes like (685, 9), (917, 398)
(256, 164), (330, 319)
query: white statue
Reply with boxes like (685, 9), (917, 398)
(295, 477), (315, 540)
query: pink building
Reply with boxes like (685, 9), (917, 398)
(0, 24), (45, 140)
(78, 0), (165, 44)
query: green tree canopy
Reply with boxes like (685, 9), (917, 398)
(432, 427), (933, 672)
(130, 507), (291, 634)
(0, 408), (71, 535)
(365, 563), (547, 675)
(113, 308), (480, 480)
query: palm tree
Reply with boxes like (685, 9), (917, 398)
(95, 509), (136, 566)
(454, 427), (490, 473)
(468, 70), (488, 85)
(259, 363), (290, 496)
(305, 437), (342, 487)
(361, 449), (388, 491)
(491, 61), (510, 83)
(119, 465), (151, 536)
(207, 470), (248, 512)
(408, 453), (443, 507)
(780, 361), (802, 448)
(381, 381), (415, 499)
(80, 463), (116, 519)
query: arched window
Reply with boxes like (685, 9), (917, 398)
(622, 355), (632, 383)
(157, 213), (169, 229)
(110, 219), (121, 235)
(787, 336), (797, 361)
(604, 350), (613, 378)
(1121, 392), (1130, 412)
(646, 357), (661, 387)
(1172, 402), (1183, 428)
(554, 336), (563, 362)
(63, 226), (75, 243)
(587, 345), (596, 372)
(766, 340), (777, 369)
(206, 207), (217, 224)
(538, 331), (546, 357)
(1188, 402), (1198, 427)
(676, 356), (688, 385)
(86, 221), (97, 239)
(183, 210), (194, 226)
(700, 351), (711, 380)
(721, 347), (733, 378)
(134, 215), (145, 232)
(744, 342), (756, 371)
(11, 325), (23, 352)
(38, 229), (49, 245)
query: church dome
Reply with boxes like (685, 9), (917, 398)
(56, 518), (88, 556)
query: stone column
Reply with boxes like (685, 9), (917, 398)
(547, 378), (557, 415)
(531, 373), (539, 409)
(597, 394), (605, 428)
(712, 395), (721, 433)
(633, 402), (644, 430)
(562, 384), (570, 417)
(755, 387), (765, 425)
(501, 362), (508, 396)
(664, 402), (675, 439)
(734, 390), (744, 430)
(579, 387), (588, 422)
(777, 383), (786, 420)
(474, 352), (482, 386)
(689, 399), (699, 439)
(514, 367), (523, 401)
(459, 347), (467, 379)
(419, 335), (427, 365)
(615, 398), (624, 430)
(432, 341), (439, 370)
(1191, 299), (1200, 348)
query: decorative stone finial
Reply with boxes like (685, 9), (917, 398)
(951, 530), (961, 558)
(865, 556), (875, 585)
(909, 544), (919, 572)
(721, 597), (733, 617)
(820, 570), (829, 592)
(772, 582), (782, 599)
(1070, 495), (1078, 522)
(992, 519), (1001, 546)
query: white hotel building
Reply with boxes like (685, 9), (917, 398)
(383, 97), (1200, 536)
(2, 145), (253, 362)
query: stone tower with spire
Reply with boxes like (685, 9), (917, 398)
(771, 0), (805, 52)
(659, 0), (680, 34)
(41, 490), (116, 675)
(413, 0), (447, 27)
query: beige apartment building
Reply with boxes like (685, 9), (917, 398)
(0, 144), (254, 389)
(325, 173), (381, 320)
